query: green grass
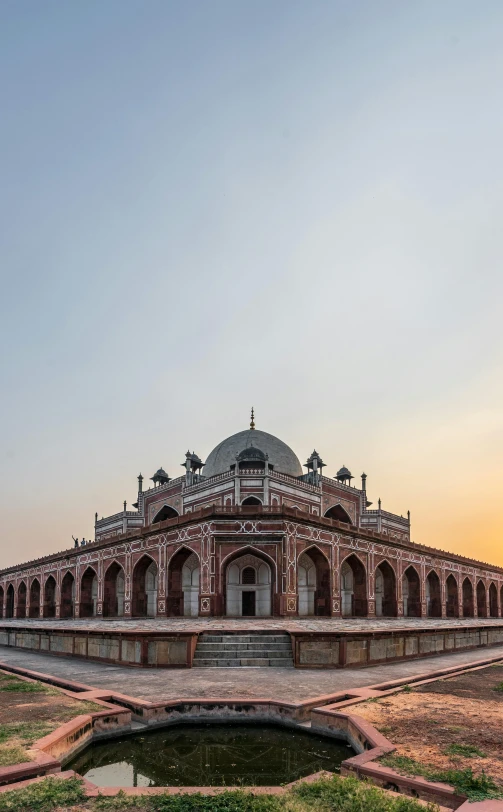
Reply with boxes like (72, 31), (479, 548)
(0, 722), (54, 746)
(492, 682), (503, 693)
(0, 746), (31, 767)
(380, 754), (503, 801)
(444, 743), (487, 759)
(0, 675), (48, 693)
(0, 774), (441, 812)
(401, 685), (413, 693)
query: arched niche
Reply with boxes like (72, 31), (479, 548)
(60, 572), (75, 619)
(224, 552), (272, 617)
(17, 581), (27, 618)
(80, 567), (98, 617)
(298, 547), (331, 616)
(167, 548), (200, 617)
(103, 562), (125, 618)
(375, 561), (397, 617)
(241, 496), (262, 506)
(43, 576), (56, 618)
(340, 554), (367, 617)
(0, 586), (3, 619)
(152, 505), (179, 523)
(445, 574), (459, 618)
(462, 578), (474, 618)
(402, 566), (421, 617)
(5, 584), (14, 619)
(426, 570), (441, 617)
(324, 504), (352, 524)
(476, 580), (487, 618)
(29, 579), (41, 618)
(489, 583), (498, 618)
(132, 556), (158, 617)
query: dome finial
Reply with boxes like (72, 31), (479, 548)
(250, 406), (255, 430)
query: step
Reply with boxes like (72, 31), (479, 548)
(193, 649), (293, 660)
(193, 658), (294, 668)
(195, 642), (292, 652)
(199, 634), (290, 643)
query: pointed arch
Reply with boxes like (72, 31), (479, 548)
(324, 504), (352, 524)
(426, 569), (441, 617)
(43, 575), (56, 618)
(402, 565), (421, 617)
(0, 585), (4, 619)
(445, 574), (459, 618)
(103, 561), (125, 617)
(223, 547), (275, 617)
(340, 553), (367, 617)
(462, 577), (474, 617)
(5, 584), (15, 618)
(167, 546), (200, 617)
(152, 504), (179, 523)
(60, 571), (75, 618)
(297, 545), (331, 616)
(80, 566), (98, 617)
(132, 554), (158, 617)
(16, 581), (27, 618)
(375, 560), (397, 617)
(476, 580), (487, 618)
(489, 582), (498, 618)
(241, 496), (263, 506)
(29, 578), (41, 617)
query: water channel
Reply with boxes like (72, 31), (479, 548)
(69, 724), (353, 787)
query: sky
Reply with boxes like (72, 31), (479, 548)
(0, 0), (502, 570)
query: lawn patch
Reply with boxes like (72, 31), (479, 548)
(381, 754), (503, 801)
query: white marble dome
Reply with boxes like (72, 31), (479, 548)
(203, 429), (303, 479)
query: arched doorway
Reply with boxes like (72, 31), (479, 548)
(489, 583), (498, 618)
(225, 552), (272, 617)
(426, 571), (441, 617)
(340, 555), (367, 617)
(446, 575), (459, 618)
(167, 548), (200, 617)
(152, 505), (179, 523)
(60, 572), (75, 619)
(476, 580), (487, 617)
(132, 556), (157, 617)
(5, 584), (14, 618)
(0, 586), (3, 619)
(80, 567), (98, 617)
(375, 561), (397, 617)
(462, 578), (474, 617)
(103, 562), (125, 617)
(402, 566), (421, 617)
(29, 579), (41, 617)
(241, 496), (262, 506)
(17, 582), (27, 618)
(43, 576), (56, 618)
(298, 548), (331, 616)
(324, 505), (352, 523)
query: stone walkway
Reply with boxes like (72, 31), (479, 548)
(0, 644), (501, 703)
(2, 617), (503, 632)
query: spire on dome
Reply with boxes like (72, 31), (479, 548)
(250, 407), (255, 430)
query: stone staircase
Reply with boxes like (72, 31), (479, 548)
(192, 631), (294, 667)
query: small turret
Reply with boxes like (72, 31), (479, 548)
(150, 467), (170, 487)
(335, 465), (354, 485)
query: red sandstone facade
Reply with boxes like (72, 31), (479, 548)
(1, 426), (502, 621)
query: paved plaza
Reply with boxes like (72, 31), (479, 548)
(2, 616), (503, 633)
(1, 642), (501, 703)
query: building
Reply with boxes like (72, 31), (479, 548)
(1, 414), (502, 621)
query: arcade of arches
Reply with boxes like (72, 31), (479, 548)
(1, 553), (502, 620)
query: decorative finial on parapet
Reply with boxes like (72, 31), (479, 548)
(407, 509), (410, 523)
(95, 512), (98, 523)
(138, 473), (143, 493)
(124, 500), (127, 512)
(361, 472), (367, 491)
(378, 497), (381, 510)
(250, 407), (255, 430)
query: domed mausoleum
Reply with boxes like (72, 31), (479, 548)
(1, 411), (502, 625)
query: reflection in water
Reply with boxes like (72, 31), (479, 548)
(69, 724), (353, 787)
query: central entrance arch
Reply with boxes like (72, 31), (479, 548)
(224, 551), (272, 617)
(298, 547), (331, 616)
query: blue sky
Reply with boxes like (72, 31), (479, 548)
(1, 0), (502, 567)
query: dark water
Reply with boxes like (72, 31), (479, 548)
(68, 724), (353, 787)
